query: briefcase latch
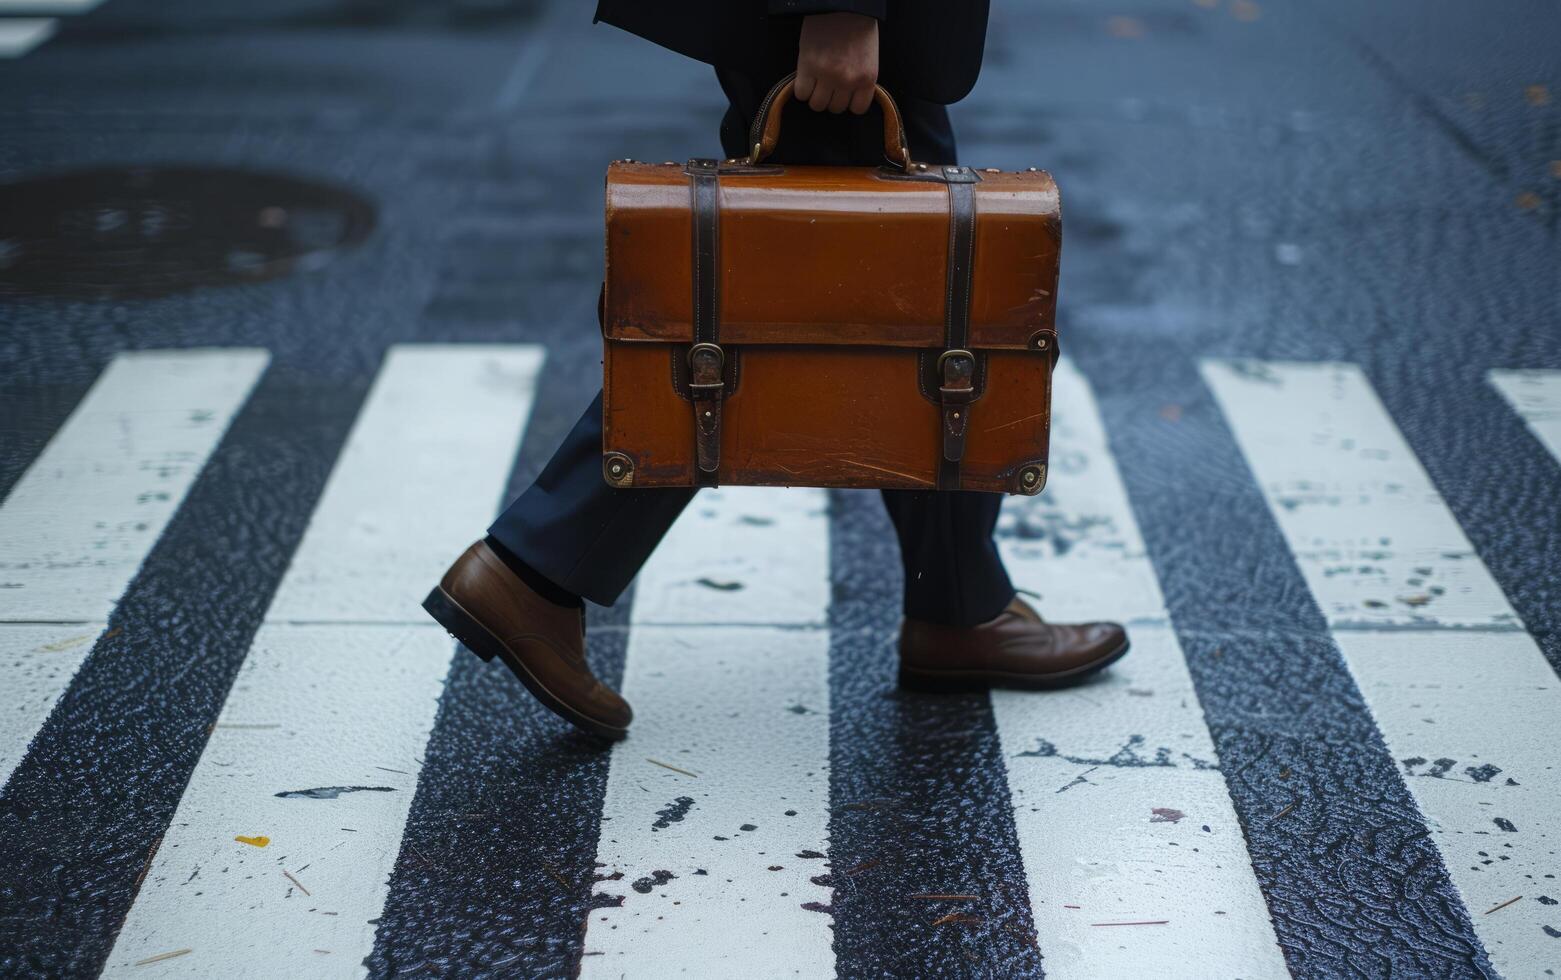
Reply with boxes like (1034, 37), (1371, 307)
(937, 349), (976, 464)
(688, 342), (726, 475)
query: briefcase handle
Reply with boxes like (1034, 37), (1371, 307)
(747, 70), (912, 169)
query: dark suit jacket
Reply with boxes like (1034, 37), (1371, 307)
(592, 0), (989, 105)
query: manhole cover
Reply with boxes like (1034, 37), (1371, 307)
(0, 166), (376, 298)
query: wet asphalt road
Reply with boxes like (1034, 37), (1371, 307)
(1, 0), (1560, 977)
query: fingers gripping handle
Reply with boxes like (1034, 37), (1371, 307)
(747, 71), (911, 169)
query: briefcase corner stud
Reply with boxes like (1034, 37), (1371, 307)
(1014, 462), (1048, 496)
(603, 451), (636, 488)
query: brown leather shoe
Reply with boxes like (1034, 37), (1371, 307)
(898, 596), (1129, 691)
(422, 540), (631, 740)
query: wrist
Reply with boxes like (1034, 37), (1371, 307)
(769, 1), (886, 21)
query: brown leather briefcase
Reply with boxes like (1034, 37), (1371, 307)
(600, 74), (1060, 495)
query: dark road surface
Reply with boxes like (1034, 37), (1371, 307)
(1, 1), (1559, 977)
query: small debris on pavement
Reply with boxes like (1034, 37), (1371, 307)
(1484, 896), (1522, 915)
(541, 860), (572, 891)
(283, 870), (311, 896)
(646, 758), (699, 778)
(631, 870), (675, 894)
(274, 785), (395, 800)
(40, 633), (95, 652)
(234, 835), (269, 848)
(134, 949), (192, 966)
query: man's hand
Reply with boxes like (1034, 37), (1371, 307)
(795, 12), (880, 114)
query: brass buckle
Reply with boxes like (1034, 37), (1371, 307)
(689, 342), (724, 371)
(936, 348), (974, 377)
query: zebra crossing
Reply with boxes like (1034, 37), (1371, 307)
(1, 344), (1559, 977)
(1490, 371), (1561, 464)
(991, 361), (1287, 977)
(0, 0), (105, 58)
(1205, 360), (1561, 978)
(0, 350), (268, 789)
(583, 486), (834, 974)
(101, 347), (542, 977)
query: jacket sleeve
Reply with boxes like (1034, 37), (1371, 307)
(768, 0), (887, 20)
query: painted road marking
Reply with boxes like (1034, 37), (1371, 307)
(0, 17), (55, 56)
(582, 487), (833, 977)
(1205, 359), (1561, 977)
(623, 487), (831, 627)
(102, 345), (543, 979)
(990, 360), (1288, 978)
(0, 0), (103, 12)
(0, 350), (268, 789)
(0, 351), (269, 622)
(1209, 361), (1519, 631)
(1490, 369), (1561, 464)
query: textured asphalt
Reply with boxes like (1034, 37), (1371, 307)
(1, 0), (1559, 977)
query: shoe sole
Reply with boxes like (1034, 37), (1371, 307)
(897, 638), (1133, 693)
(422, 586), (628, 741)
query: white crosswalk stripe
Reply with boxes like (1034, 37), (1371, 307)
(0, 17), (54, 57)
(1205, 359), (1561, 977)
(0, 349), (268, 790)
(0, 0), (108, 59)
(1490, 369), (1561, 464)
(0, 0), (104, 11)
(101, 345), (544, 979)
(990, 360), (1289, 978)
(582, 487), (834, 977)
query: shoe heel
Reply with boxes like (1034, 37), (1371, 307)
(422, 587), (497, 662)
(897, 665), (987, 693)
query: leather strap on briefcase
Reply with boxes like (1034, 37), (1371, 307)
(938, 165), (979, 490)
(684, 157), (724, 485)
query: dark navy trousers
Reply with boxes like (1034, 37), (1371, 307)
(487, 68), (1017, 627)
